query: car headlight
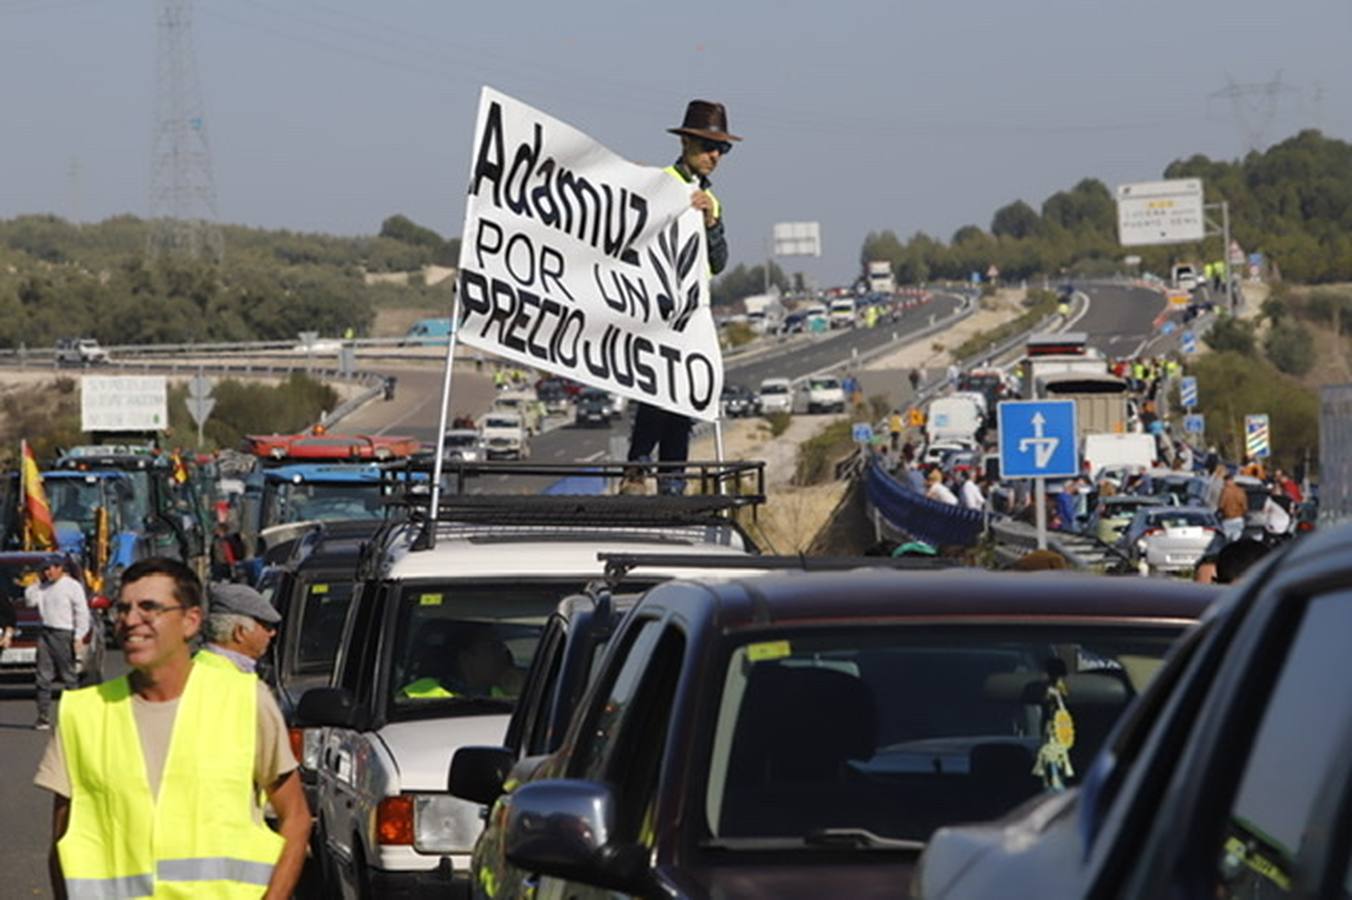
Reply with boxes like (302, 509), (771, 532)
(302, 729), (323, 771)
(414, 793), (483, 853)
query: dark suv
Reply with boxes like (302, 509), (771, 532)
(916, 523), (1352, 899)
(450, 567), (1214, 898)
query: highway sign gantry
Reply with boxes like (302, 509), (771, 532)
(1116, 178), (1205, 247)
(997, 400), (1080, 479)
(1245, 414), (1271, 459)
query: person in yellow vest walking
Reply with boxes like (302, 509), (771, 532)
(34, 558), (310, 899)
(197, 582), (281, 675)
(628, 99), (740, 493)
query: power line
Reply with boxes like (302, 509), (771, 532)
(1209, 72), (1302, 153)
(147, 0), (224, 263)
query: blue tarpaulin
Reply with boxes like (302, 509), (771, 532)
(865, 458), (984, 547)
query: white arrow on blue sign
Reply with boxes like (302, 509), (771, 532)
(1184, 413), (1206, 434)
(1180, 376), (1198, 408)
(997, 400), (1079, 478)
(852, 422), (874, 444)
(1181, 330), (1197, 354)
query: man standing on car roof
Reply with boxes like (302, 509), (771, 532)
(198, 582), (281, 675)
(628, 100), (739, 492)
(25, 558), (89, 731)
(33, 558), (310, 899)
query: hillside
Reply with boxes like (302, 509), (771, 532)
(858, 129), (1352, 286)
(0, 213), (459, 348)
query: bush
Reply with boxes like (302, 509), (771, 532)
(1190, 351), (1318, 471)
(1203, 317), (1255, 355)
(761, 411), (791, 437)
(794, 420), (855, 486)
(722, 322), (756, 349)
(1263, 320), (1315, 376)
(951, 288), (1058, 361)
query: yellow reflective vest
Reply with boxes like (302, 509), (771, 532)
(57, 663), (284, 898)
(663, 165), (720, 221)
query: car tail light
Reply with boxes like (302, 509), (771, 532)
(1143, 527), (1163, 539)
(376, 795), (416, 845)
(1298, 521), (1314, 533)
(287, 727), (304, 762)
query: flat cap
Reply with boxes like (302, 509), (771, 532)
(208, 582), (281, 625)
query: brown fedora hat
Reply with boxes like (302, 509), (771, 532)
(668, 99), (743, 143)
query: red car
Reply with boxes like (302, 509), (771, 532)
(242, 432), (422, 463)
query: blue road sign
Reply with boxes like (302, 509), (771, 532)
(852, 422), (874, 444)
(1161, 321), (1177, 336)
(1180, 376), (1198, 408)
(1184, 413), (1206, 435)
(1181, 330), (1197, 354)
(997, 400), (1079, 479)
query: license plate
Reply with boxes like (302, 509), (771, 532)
(1, 646), (37, 665)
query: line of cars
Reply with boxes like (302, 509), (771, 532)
(721, 376), (848, 419)
(231, 453), (1339, 898)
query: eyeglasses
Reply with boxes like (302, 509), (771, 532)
(113, 600), (186, 621)
(695, 137), (733, 156)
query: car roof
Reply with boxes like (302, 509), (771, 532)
(644, 568), (1216, 630)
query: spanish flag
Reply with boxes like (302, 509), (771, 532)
(20, 440), (56, 551)
(170, 450), (189, 485)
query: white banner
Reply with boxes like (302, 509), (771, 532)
(456, 87), (723, 421)
(81, 376), (168, 432)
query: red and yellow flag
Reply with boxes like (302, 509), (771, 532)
(20, 440), (56, 551)
(171, 450), (189, 485)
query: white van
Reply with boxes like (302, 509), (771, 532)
(829, 298), (857, 329)
(1082, 432), (1156, 480)
(925, 396), (984, 445)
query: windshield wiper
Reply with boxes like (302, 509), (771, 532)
(802, 828), (925, 851)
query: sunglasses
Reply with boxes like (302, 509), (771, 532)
(694, 137), (733, 156)
(113, 600), (186, 621)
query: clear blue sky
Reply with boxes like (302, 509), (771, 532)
(2, 0), (1348, 284)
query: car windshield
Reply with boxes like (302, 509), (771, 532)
(1148, 510), (1215, 528)
(484, 417), (518, 429)
(809, 379), (839, 390)
(291, 578), (356, 674)
(387, 581), (565, 720)
(47, 479), (104, 529)
(444, 433), (477, 448)
(261, 481), (384, 527)
(761, 384), (789, 395)
(702, 624), (1182, 845)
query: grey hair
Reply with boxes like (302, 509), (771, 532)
(204, 612), (258, 643)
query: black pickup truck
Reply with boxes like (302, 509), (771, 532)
(450, 563), (1213, 899)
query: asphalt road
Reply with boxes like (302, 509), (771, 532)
(1073, 282), (1168, 360)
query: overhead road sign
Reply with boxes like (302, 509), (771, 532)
(1116, 178), (1205, 247)
(1245, 414), (1270, 459)
(997, 400), (1079, 479)
(1180, 376), (1198, 408)
(772, 221), (821, 257)
(81, 375), (168, 432)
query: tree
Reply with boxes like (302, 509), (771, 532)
(379, 214), (444, 249)
(1204, 317), (1256, 355)
(990, 200), (1043, 240)
(1263, 320), (1315, 376)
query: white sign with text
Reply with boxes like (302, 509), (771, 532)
(81, 375), (168, 432)
(456, 87), (723, 420)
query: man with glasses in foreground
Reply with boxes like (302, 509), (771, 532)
(198, 582), (282, 675)
(33, 558), (310, 899)
(627, 99), (742, 490)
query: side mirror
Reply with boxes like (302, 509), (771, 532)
(447, 745), (515, 805)
(296, 687), (365, 730)
(503, 780), (650, 894)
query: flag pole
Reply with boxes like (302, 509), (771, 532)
(425, 283), (464, 547)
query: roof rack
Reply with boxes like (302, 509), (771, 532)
(597, 552), (962, 584)
(378, 459), (765, 551)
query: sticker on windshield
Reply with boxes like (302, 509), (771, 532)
(419, 593), (443, 606)
(311, 584), (329, 595)
(746, 640), (791, 662)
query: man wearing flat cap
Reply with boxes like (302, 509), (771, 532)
(628, 99), (742, 487)
(199, 581), (281, 674)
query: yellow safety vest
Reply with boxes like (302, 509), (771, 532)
(57, 663), (284, 899)
(663, 165), (721, 221)
(398, 678), (508, 700)
(194, 647), (244, 673)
